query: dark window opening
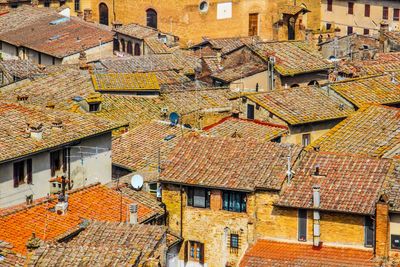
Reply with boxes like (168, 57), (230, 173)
(146, 9), (157, 29)
(127, 41), (133, 55)
(230, 234), (239, 248)
(222, 191), (246, 212)
(99, 3), (109, 25)
(347, 26), (353, 35)
(187, 187), (210, 208)
(348, 2), (354, 15)
(302, 133), (311, 146)
(74, 0), (80, 11)
(395, 9), (400, 21)
(113, 37), (120, 51)
(364, 28), (370, 35)
(134, 43), (141, 56)
(392, 235), (400, 250)
(383, 6), (389, 20)
(247, 104), (255, 120)
(327, 0), (333, 11)
(326, 23), (332, 30)
(13, 161), (25, 187)
(365, 4), (370, 17)
(50, 149), (66, 177)
(89, 103), (100, 112)
(365, 216), (374, 247)
(298, 209), (307, 241)
(121, 39), (125, 52)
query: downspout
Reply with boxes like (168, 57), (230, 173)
(180, 184), (183, 238)
(313, 185), (321, 247)
(67, 147), (71, 190)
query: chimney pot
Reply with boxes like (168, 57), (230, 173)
(129, 203), (138, 224)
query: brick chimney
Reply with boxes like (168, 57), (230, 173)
(375, 194), (389, 260)
(129, 203), (138, 224)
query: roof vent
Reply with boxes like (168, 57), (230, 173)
(52, 119), (63, 129)
(338, 103), (344, 111)
(27, 122), (44, 140)
(17, 95), (28, 102)
(314, 164), (320, 176)
(129, 203), (138, 224)
(49, 35), (61, 41)
(49, 17), (70, 25)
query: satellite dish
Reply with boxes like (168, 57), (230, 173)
(169, 112), (180, 126)
(130, 174), (144, 190)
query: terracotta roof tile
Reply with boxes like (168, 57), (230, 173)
(193, 36), (261, 55)
(203, 117), (288, 141)
(0, 60), (43, 82)
(308, 105), (400, 158)
(160, 136), (302, 191)
(276, 151), (393, 215)
(211, 61), (267, 83)
(144, 37), (174, 54)
(240, 240), (375, 267)
(339, 53), (400, 77)
(0, 101), (123, 163)
(91, 73), (160, 92)
(114, 23), (159, 39)
(247, 86), (354, 125)
(0, 183), (161, 255)
(330, 73), (400, 107)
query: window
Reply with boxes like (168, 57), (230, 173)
(217, 2), (232, 20)
(222, 191), (246, 212)
(121, 39), (125, 52)
(74, 0), (80, 11)
(149, 183), (157, 194)
(230, 234), (239, 248)
(392, 235), (400, 250)
(365, 4), (370, 17)
(13, 159), (32, 187)
(134, 43), (141, 56)
(394, 9), (400, 21)
(50, 149), (66, 177)
(364, 216), (374, 247)
(347, 26), (353, 34)
(248, 13), (258, 36)
(348, 2), (354, 15)
(10, 1), (18, 8)
(89, 103), (100, 112)
(186, 241), (204, 263)
(199, 1), (208, 13)
(364, 28), (370, 35)
(326, 23), (332, 30)
(383, 6), (389, 20)
(99, 3), (109, 26)
(187, 187), (210, 208)
(327, 0), (332, 11)
(302, 133), (311, 146)
(113, 37), (119, 51)
(298, 209), (307, 241)
(247, 104), (255, 120)
(127, 41), (133, 55)
(146, 9), (157, 29)
(44, 0), (50, 7)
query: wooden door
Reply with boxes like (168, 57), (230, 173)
(249, 13), (258, 36)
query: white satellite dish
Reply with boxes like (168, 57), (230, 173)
(130, 174), (144, 190)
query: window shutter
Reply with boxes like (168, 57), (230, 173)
(62, 149), (67, 172)
(50, 152), (55, 177)
(27, 159), (32, 184)
(199, 243), (205, 264)
(13, 162), (19, 188)
(184, 241), (188, 262)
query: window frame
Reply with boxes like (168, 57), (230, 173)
(364, 216), (374, 247)
(13, 159), (32, 187)
(383, 6), (389, 20)
(391, 234), (400, 250)
(394, 8), (400, 21)
(188, 241), (204, 263)
(302, 133), (311, 146)
(74, 0), (80, 12)
(89, 102), (100, 112)
(327, 0), (333, 12)
(146, 8), (158, 29)
(365, 4), (370, 17)
(298, 209), (307, 242)
(347, 26), (353, 35)
(364, 28), (370, 35)
(222, 190), (247, 213)
(187, 187), (210, 209)
(348, 2), (354, 15)
(230, 234), (239, 249)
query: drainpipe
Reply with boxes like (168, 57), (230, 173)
(313, 185), (321, 247)
(180, 185), (183, 238)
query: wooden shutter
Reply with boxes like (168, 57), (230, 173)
(248, 14), (258, 36)
(13, 162), (19, 188)
(184, 241), (188, 262)
(62, 149), (67, 172)
(50, 152), (55, 177)
(199, 243), (205, 264)
(27, 159), (32, 184)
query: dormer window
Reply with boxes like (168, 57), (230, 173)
(89, 102), (100, 112)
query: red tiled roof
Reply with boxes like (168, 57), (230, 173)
(160, 136), (302, 191)
(0, 184), (158, 255)
(276, 151), (394, 215)
(240, 240), (375, 267)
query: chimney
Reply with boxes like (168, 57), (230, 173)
(375, 195), (389, 260)
(312, 185), (321, 247)
(77, 10), (83, 19)
(380, 21), (389, 52)
(51, 119), (63, 129)
(334, 27), (341, 38)
(27, 122), (44, 140)
(113, 21), (122, 29)
(26, 233), (41, 252)
(129, 203), (138, 224)
(79, 51), (88, 70)
(83, 9), (93, 22)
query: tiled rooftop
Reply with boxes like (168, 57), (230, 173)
(203, 117), (288, 141)
(91, 73), (160, 92)
(112, 121), (192, 172)
(246, 86), (354, 125)
(308, 105), (400, 158)
(0, 101), (123, 163)
(0, 9), (114, 58)
(27, 222), (166, 266)
(144, 37), (174, 54)
(250, 41), (332, 76)
(160, 136), (302, 191)
(329, 73), (400, 107)
(276, 151), (393, 215)
(0, 183), (162, 255)
(192, 36), (261, 55)
(0, 240), (25, 267)
(114, 23), (160, 39)
(240, 239), (375, 267)
(0, 60), (43, 81)
(210, 61), (267, 83)
(339, 53), (400, 77)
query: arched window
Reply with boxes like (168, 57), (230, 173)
(146, 9), (157, 29)
(121, 39), (125, 52)
(99, 3), (109, 25)
(288, 17), (296, 40)
(127, 41), (133, 55)
(113, 37), (120, 51)
(134, 43), (141, 56)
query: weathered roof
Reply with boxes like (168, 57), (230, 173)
(160, 136), (302, 191)
(240, 239), (375, 267)
(276, 151), (393, 215)
(0, 60), (43, 80)
(114, 23), (159, 39)
(0, 183), (163, 255)
(0, 240), (25, 267)
(308, 105), (400, 158)
(0, 101), (123, 163)
(144, 37), (174, 54)
(385, 31), (400, 45)
(251, 41), (332, 76)
(211, 61), (267, 83)
(203, 117), (288, 141)
(27, 222), (166, 266)
(0, 10), (113, 58)
(246, 86), (354, 125)
(112, 121), (192, 172)
(192, 36), (261, 55)
(329, 73), (400, 107)
(91, 73), (160, 92)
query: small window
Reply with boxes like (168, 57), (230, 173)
(50, 149), (66, 177)
(255, 83), (259, 92)
(113, 37), (120, 51)
(364, 28), (370, 35)
(302, 133), (311, 146)
(74, 0), (80, 11)
(187, 187), (210, 208)
(121, 39), (126, 52)
(44, 0), (50, 8)
(222, 191), (246, 213)
(365, 4), (370, 17)
(134, 43), (141, 56)
(149, 183), (157, 194)
(365, 216), (374, 247)
(247, 104), (255, 120)
(391, 235), (400, 250)
(326, 23), (332, 30)
(146, 8), (158, 29)
(383, 6), (389, 20)
(10, 1), (18, 8)
(127, 41), (133, 55)
(199, 1), (208, 13)
(394, 9), (400, 21)
(327, 0), (333, 11)
(13, 159), (32, 187)
(298, 209), (307, 241)
(89, 103), (100, 112)
(347, 26), (353, 35)
(348, 2), (354, 15)
(188, 241), (204, 263)
(230, 234), (239, 248)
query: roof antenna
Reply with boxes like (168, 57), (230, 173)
(287, 146), (293, 184)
